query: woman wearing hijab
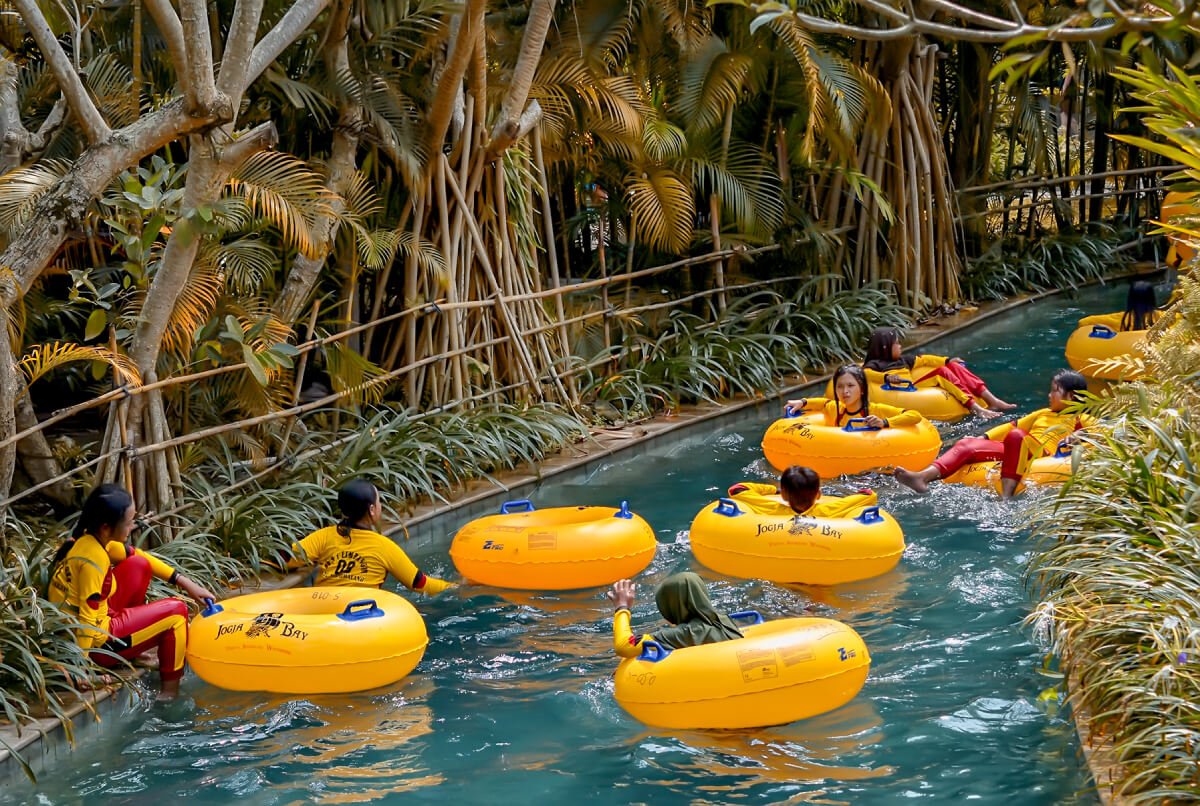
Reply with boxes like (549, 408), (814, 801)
(607, 572), (743, 657)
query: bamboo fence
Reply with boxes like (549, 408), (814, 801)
(0, 166), (1178, 517)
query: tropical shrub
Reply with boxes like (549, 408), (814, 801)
(155, 402), (590, 575)
(1026, 273), (1200, 801)
(960, 224), (1135, 301)
(0, 515), (99, 778)
(583, 278), (911, 420)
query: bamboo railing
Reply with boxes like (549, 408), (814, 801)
(1, 167), (1179, 517)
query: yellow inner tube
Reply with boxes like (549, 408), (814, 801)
(762, 412), (941, 477)
(187, 587), (428, 694)
(689, 497), (905, 585)
(450, 500), (656, 590)
(1064, 313), (1146, 381)
(826, 377), (969, 422)
(614, 615), (870, 729)
(1161, 191), (1198, 266)
(942, 446), (1073, 495)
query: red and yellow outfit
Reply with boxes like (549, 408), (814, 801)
(48, 535), (189, 680)
(727, 482), (877, 519)
(864, 354), (987, 407)
(288, 526), (451, 593)
(932, 408), (1096, 481)
(794, 397), (923, 429)
(613, 609), (655, 658)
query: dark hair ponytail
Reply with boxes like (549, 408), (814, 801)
(1122, 281), (1158, 331)
(55, 483), (133, 563)
(336, 478), (378, 538)
(864, 328), (898, 367)
(1052, 369), (1089, 402)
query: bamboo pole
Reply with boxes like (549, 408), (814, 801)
(441, 153), (542, 396)
(532, 127), (576, 405)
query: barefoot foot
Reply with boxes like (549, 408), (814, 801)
(894, 467), (930, 494)
(981, 391), (1018, 411)
(974, 406), (1003, 421)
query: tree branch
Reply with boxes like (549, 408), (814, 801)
(921, 0), (1019, 30)
(178, 0), (225, 114)
(0, 98), (204, 310)
(11, 0), (111, 143)
(143, 0), (191, 89)
(218, 120), (279, 167)
(788, 0), (1131, 44)
(217, 0), (268, 98)
(246, 0), (333, 89)
(488, 0), (557, 155)
(427, 0), (485, 162)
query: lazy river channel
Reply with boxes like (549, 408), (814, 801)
(8, 282), (1149, 804)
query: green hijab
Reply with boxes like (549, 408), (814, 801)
(652, 572), (743, 650)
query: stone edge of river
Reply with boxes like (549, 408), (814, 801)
(4, 266), (1161, 797)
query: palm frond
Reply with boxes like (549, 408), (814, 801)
(626, 166), (695, 252)
(225, 151), (335, 258)
(0, 160), (71, 236)
(18, 342), (140, 387)
(677, 37), (751, 133)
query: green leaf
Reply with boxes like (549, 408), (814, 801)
(141, 213), (165, 257)
(84, 309), (107, 341)
(242, 344), (268, 386)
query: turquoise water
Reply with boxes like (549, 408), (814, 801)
(8, 283), (1149, 804)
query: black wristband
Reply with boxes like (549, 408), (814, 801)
(168, 570), (179, 586)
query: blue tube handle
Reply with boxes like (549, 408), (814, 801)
(337, 599), (384, 621)
(729, 610), (765, 625)
(500, 499), (536, 514)
(713, 498), (741, 517)
(1054, 439), (1073, 458)
(783, 405), (805, 418)
(200, 598), (224, 617)
(855, 506), (883, 524)
(881, 379), (917, 391)
(843, 417), (881, 432)
(613, 500), (633, 519)
(637, 640), (671, 662)
(1090, 324), (1117, 339)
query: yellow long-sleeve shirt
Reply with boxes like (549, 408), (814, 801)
(612, 608), (655, 658)
(985, 408), (1096, 456)
(289, 525), (451, 594)
(47, 535), (178, 649)
(728, 482), (878, 519)
(794, 397), (923, 428)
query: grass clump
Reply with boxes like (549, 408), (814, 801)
(961, 225), (1135, 302)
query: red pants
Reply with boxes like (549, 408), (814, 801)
(916, 362), (988, 400)
(97, 555), (189, 681)
(933, 428), (1031, 481)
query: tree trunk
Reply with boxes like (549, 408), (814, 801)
(488, 0), (557, 155)
(1088, 71), (1115, 223)
(274, 0), (360, 325)
(14, 391), (73, 510)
